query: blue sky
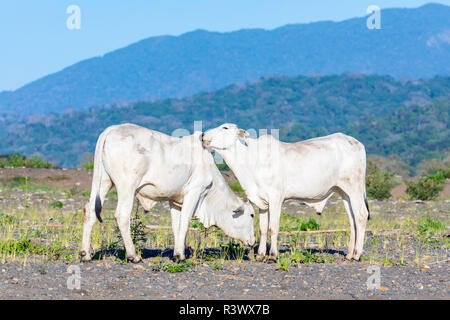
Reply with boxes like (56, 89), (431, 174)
(1, 0), (449, 91)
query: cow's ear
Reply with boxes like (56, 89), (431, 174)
(238, 129), (249, 138)
(238, 129), (249, 147)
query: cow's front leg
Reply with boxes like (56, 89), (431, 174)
(256, 208), (269, 262)
(169, 203), (182, 262)
(268, 198), (283, 262)
(173, 189), (204, 262)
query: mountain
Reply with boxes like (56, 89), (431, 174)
(0, 74), (448, 170)
(0, 3), (449, 115)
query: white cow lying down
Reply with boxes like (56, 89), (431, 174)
(202, 123), (370, 261)
(80, 124), (255, 263)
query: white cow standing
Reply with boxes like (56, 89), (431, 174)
(80, 124), (255, 263)
(202, 123), (370, 261)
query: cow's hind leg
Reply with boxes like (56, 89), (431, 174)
(339, 190), (356, 261)
(115, 188), (142, 263)
(349, 194), (369, 260)
(80, 173), (112, 261)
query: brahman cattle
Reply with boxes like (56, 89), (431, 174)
(202, 123), (369, 261)
(80, 124), (255, 263)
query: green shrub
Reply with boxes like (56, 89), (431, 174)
(281, 217), (320, 232)
(84, 162), (94, 170)
(0, 153), (53, 168)
(300, 218), (320, 231)
(114, 209), (147, 251)
(406, 171), (446, 200)
(366, 160), (396, 200)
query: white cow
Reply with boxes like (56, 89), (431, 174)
(202, 123), (370, 261)
(80, 124), (255, 263)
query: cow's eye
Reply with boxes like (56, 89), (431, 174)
(250, 213), (254, 218)
(223, 127), (228, 130)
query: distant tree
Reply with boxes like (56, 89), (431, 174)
(406, 171), (447, 200)
(366, 160), (397, 200)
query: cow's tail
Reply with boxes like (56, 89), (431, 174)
(364, 192), (370, 221)
(89, 126), (116, 223)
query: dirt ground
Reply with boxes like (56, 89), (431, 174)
(1, 260), (448, 300)
(0, 168), (448, 300)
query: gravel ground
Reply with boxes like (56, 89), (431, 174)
(0, 259), (448, 300)
(1, 168), (448, 300)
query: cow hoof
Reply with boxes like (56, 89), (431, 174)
(255, 254), (266, 262)
(345, 254), (354, 261)
(127, 255), (142, 263)
(172, 255), (185, 264)
(267, 256), (277, 264)
(79, 250), (91, 262)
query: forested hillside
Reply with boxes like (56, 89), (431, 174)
(0, 74), (448, 171)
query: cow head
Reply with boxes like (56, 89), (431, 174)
(217, 199), (256, 247)
(202, 123), (249, 151)
(198, 184), (256, 247)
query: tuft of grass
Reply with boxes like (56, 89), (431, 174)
(152, 259), (196, 273)
(49, 201), (64, 209)
(416, 215), (446, 236)
(65, 186), (82, 198)
(212, 262), (224, 271)
(290, 249), (335, 264)
(84, 162), (94, 170)
(278, 250), (335, 268)
(277, 255), (291, 271)
(0, 237), (65, 260)
(220, 241), (245, 260)
(10, 176), (28, 187)
(0, 213), (18, 225)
